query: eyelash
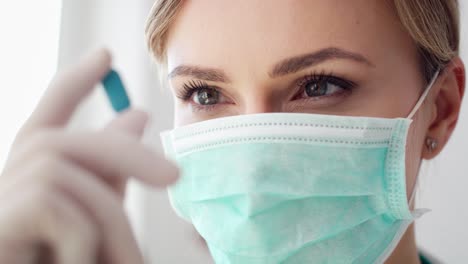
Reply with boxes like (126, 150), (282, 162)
(176, 80), (212, 101)
(175, 72), (356, 108)
(295, 71), (355, 96)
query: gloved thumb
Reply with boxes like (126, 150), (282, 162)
(103, 109), (149, 138)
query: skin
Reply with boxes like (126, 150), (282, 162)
(165, 0), (465, 263)
(0, 49), (179, 263)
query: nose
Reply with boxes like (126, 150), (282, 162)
(242, 92), (282, 114)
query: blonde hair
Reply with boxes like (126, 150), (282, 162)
(145, 0), (183, 66)
(394, 0), (459, 82)
(145, 0), (459, 83)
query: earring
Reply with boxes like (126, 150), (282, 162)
(425, 137), (438, 152)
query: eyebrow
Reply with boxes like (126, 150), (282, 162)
(168, 65), (231, 83)
(269, 47), (374, 78)
(168, 47), (373, 82)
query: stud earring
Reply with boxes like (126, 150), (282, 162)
(425, 137), (438, 152)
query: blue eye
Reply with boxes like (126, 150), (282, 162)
(297, 74), (355, 99)
(193, 87), (220, 105)
(304, 81), (341, 97)
(176, 80), (226, 110)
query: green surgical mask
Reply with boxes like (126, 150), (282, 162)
(160, 72), (438, 264)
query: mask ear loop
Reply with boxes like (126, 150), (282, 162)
(406, 70), (440, 119)
(407, 69), (440, 205)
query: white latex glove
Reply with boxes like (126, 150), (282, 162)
(0, 48), (179, 264)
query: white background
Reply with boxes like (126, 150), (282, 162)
(0, 1), (467, 263)
(0, 1), (62, 167)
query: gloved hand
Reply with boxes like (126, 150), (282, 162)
(0, 48), (179, 264)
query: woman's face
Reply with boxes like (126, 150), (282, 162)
(165, 0), (433, 198)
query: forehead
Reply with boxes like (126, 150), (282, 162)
(166, 0), (417, 77)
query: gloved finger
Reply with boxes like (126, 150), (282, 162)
(14, 130), (178, 188)
(101, 109), (150, 196)
(0, 185), (99, 264)
(49, 157), (145, 264)
(102, 109), (150, 138)
(1, 154), (145, 264)
(19, 48), (111, 137)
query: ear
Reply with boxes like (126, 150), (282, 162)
(423, 56), (465, 159)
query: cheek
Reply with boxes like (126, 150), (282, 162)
(174, 101), (195, 127)
(173, 100), (219, 127)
